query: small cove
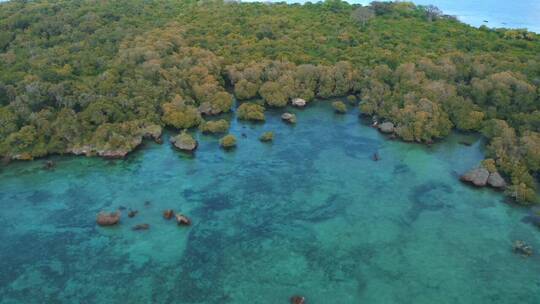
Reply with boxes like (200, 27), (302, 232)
(0, 101), (539, 303)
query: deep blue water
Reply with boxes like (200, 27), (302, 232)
(1, 101), (539, 303)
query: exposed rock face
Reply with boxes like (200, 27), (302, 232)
(163, 209), (174, 220)
(96, 211), (120, 226)
(98, 149), (131, 159)
(175, 213), (191, 226)
(170, 132), (198, 152)
(12, 153), (34, 160)
(487, 172), (506, 189)
(132, 223), (150, 231)
(513, 240), (533, 256)
(291, 98), (307, 107)
(67, 145), (95, 156)
(290, 296), (306, 304)
(281, 113), (297, 124)
(378, 122), (395, 133)
(141, 124), (163, 143)
(460, 167), (490, 187)
(461, 166), (507, 190)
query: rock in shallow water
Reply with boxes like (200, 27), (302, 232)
(487, 172), (506, 189)
(96, 211), (120, 226)
(378, 122), (394, 133)
(170, 132), (198, 152)
(513, 240), (533, 257)
(291, 98), (306, 107)
(175, 213), (191, 226)
(460, 167), (489, 187)
(281, 113), (297, 124)
(163, 209), (174, 220)
(132, 223), (150, 231)
(290, 295), (305, 304)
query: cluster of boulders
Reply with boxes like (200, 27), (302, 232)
(163, 209), (191, 226)
(513, 240), (533, 257)
(96, 207), (191, 229)
(460, 166), (506, 189)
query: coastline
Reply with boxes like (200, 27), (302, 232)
(242, 0), (540, 33)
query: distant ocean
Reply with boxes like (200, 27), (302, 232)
(246, 0), (540, 33)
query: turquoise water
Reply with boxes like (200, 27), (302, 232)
(1, 101), (540, 303)
(246, 0), (540, 33)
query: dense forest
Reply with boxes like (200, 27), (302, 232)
(0, 0), (539, 203)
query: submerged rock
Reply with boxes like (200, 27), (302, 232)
(372, 152), (380, 161)
(44, 160), (55, 170)
(378, 122), (395, 134)
(259, 131), (274, 142)
(132, 223), (150, 231)
(487, 172), (506, 189)
(96, 211), (121, 226)
(290, 296), (306, 304)
(175, 213), (191, 226)
(460, 167), (489, 187)
(291, 98), (306, 107)
(332, 101), (347, 114)
(281, 113), (297, 124)
(128, 210), (138, 218)
(163, 209), (174, 220)
(170, 131), (198, 152)
(513, 240), (533, 257)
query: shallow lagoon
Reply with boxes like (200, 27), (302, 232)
(1, 101), (539, 303)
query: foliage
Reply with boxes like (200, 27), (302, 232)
(332, 101), (347, 114)
(0, 0), (539, 202)
(259, 131), (274, 142)
(237, 102), (265, 121)
(220, 134), (237, 149)
(199, 119), (230, 134)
